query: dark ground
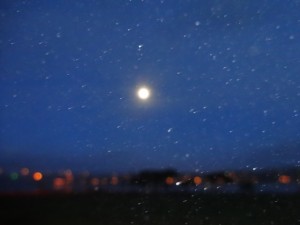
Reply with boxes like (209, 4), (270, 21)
(0, 192), (300, 225)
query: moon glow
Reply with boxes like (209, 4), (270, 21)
(137, 87), (151, 100)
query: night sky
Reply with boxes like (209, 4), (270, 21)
(1, 0), (300, 173)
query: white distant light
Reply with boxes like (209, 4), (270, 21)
(176, 182), (181, 186)
(137, 87), (151, 100)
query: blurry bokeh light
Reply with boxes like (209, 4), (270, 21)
(20, 168), (30, 176)
(193, 176), (202, 185)
(278, 175), (291, 184)
(33, 172), (43, 181)
(165, 176), (175, 185)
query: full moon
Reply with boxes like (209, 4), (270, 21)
(137, 87), (151, 100)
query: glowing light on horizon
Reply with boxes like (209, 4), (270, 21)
(10, 172), (19, 180)
(91, 178), (100, 186)
(111, 176), (119, 185)
(33, 172), (43, 181)
(20, 168), (30, 176)
(278, 175), (291, 184)
(53, 177), (66, 189)
(194, 176), (202, 185)
(165, 176), (175, 185)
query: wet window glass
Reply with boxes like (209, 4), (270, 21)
(1, 1), (300, 224)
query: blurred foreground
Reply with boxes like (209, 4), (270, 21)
(1, 192), (300, 225)
(1, 168), (300, 194)
(1, 168), (300, 224)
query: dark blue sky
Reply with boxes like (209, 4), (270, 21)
(1, 0), (300, 173)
